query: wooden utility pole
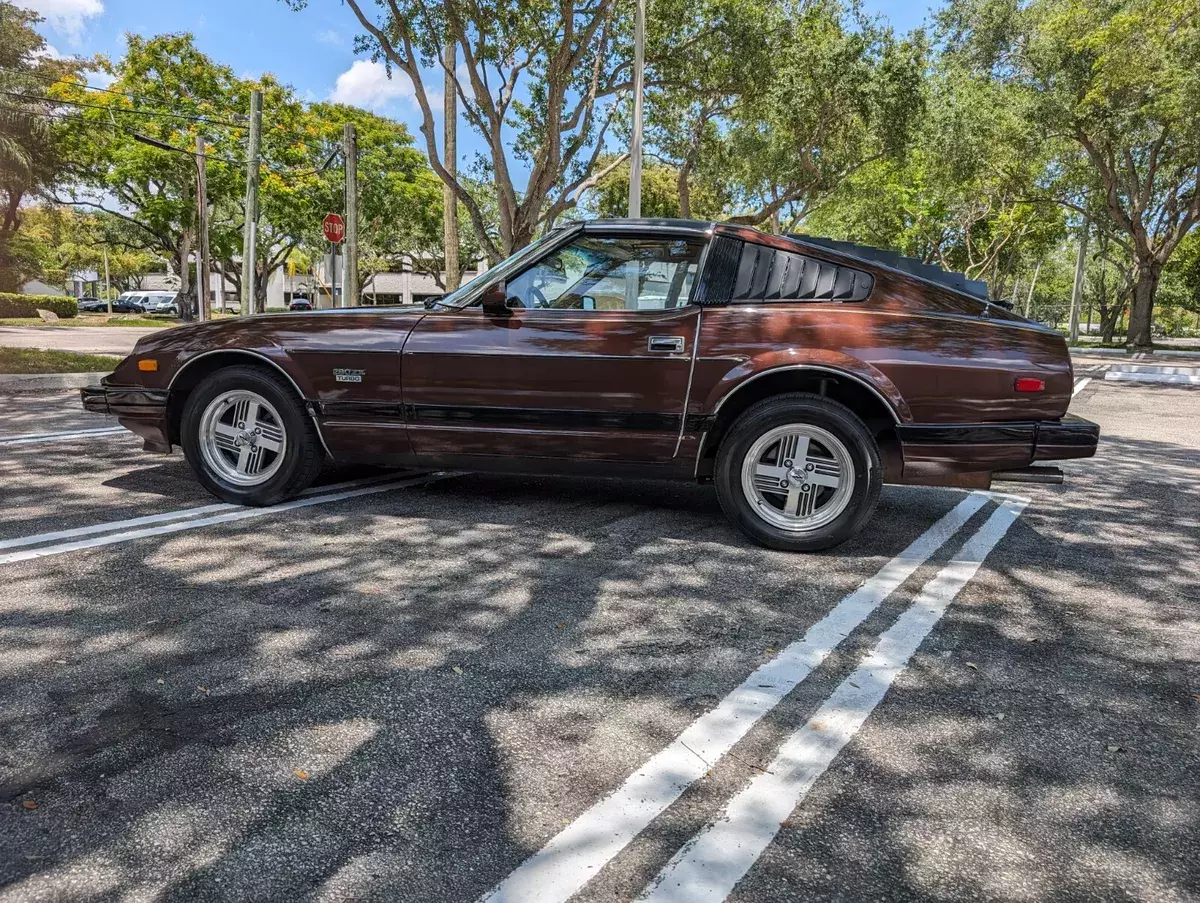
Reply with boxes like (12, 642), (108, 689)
(343, 122), (358, 307)
(443, 41), (460, 291)
(1068, 222), (1089, 344)
(628, 0), (645, 218)
(240, 89), (263, 316)
(196, 134), (212, 322)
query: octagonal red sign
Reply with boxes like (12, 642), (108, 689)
(322, 213), (345, 244)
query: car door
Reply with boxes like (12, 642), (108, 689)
(402, 227), (708, 467)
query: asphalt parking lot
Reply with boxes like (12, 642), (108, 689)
(0, 378), (1197, 903)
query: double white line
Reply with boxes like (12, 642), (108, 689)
(0, 426), (130, 447)
(0, 473), (449, 566)
(480, 491), (1027, 903)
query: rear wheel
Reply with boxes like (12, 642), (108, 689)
(181, 365), (324, 506)
(714, 393), (881, 551)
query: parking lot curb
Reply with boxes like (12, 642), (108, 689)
(0, 372), (111, 391)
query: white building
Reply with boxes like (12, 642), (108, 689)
(137, 257), (487, 310)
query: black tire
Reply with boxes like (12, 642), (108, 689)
(714, 392), (882, 552)
(180, 364), (325, 506)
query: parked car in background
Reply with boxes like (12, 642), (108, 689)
(81, 218), (1099, 552)
(77, 296), (106, 312)
(111, 293), (147, 314)
(288, 298), (313, 311)
(139, 292), (180, 316)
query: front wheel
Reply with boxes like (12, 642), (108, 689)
(714, 393), (882, 552)
(181, 365), (325, 506)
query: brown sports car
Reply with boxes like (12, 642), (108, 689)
(82, 219), (1098, 551)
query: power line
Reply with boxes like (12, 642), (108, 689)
(0, 88), (245, 128)
(0, 65), (224, 112)
(6, 104), (345, 180)
(0, 103), (92, 126)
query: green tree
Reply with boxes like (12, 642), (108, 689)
(804, 63), (1065, 299)
(285, 0), (644, 258)
(718, 0), (925, 230)
(47, 33), (446, 312)
(0, 2), (75, 291)
(643, 0), (779, 218)
(48, 33), (244, 309)
(589, 157), (728, 219)
(940, 0), (1200, 349)
(19, 205), (159, 295)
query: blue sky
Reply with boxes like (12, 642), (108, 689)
(22, 0), (940, 171)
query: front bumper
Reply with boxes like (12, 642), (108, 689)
(81, 385), (172, 452)
(896, 414), (1099, 484)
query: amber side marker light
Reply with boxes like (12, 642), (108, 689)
(137, 359), (158, 372)
(1014, 377), (1045, 392)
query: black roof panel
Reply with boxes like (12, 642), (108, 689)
(788, 233), (990, 301)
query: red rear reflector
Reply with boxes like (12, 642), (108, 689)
(1014, 377), (1045, 393)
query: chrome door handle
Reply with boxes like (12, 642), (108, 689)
(648, 336), (685, 353)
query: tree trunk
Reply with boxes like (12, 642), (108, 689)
(677, 164), (692, 219)
(254, 261), (268, 314)
(1126, 261), (1161, 350)
(177, 234), (193, 322)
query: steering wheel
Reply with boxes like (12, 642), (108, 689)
(527, 285), (547, 309)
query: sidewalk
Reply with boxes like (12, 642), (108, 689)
(0, 325), (161, 356)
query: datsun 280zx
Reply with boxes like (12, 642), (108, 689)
(82, 219), (1098, 551)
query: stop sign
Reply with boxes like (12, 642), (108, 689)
(322, 213), (345, 244)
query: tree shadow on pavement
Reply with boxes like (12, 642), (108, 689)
(733, 430), (1200, 903)
(0, 430), (1195, 902)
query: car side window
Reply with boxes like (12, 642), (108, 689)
(504, 236), (704, 311)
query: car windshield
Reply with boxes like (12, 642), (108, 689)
(435, 228), (573, 309)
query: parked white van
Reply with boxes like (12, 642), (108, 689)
(138, 291), (180, 316)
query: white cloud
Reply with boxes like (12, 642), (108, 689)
(33, 42), (65, 60)
(17, 0), (104, 44)
(86, 66), (115, 88)
(330, 59), (427, 111)
(316, 29), (343, 46)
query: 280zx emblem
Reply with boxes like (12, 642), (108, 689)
(333, 368), (365, 383)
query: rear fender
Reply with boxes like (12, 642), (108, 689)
(702, 349), (911, 422)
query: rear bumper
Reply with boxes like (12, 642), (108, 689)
(1032, 415), (1101, 461)
(896, 415), (1099, 483)
(81, 384), (172, 452)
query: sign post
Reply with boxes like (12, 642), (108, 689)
(322, 213), (346, 309)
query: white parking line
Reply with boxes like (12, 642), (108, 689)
(1072, 377), (1092, 397)
(0, 426), (129, 447)
(637, 497), (1028, 903)
(478, 491), (992, 903)
(0, 473), (450, 566)
(0, 502), (238, 552)
(0, 474), (405, 553)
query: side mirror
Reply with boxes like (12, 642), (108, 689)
(480, 281), (511, 317)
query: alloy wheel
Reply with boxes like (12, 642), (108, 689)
(739, 423), (855, 533)
(198, 389), (288, 487)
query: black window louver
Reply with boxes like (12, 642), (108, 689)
(726, 241), (874, 303)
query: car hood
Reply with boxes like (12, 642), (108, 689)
(129, 307), (428, 356)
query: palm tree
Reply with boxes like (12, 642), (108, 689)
(0, 2), (71, 291)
